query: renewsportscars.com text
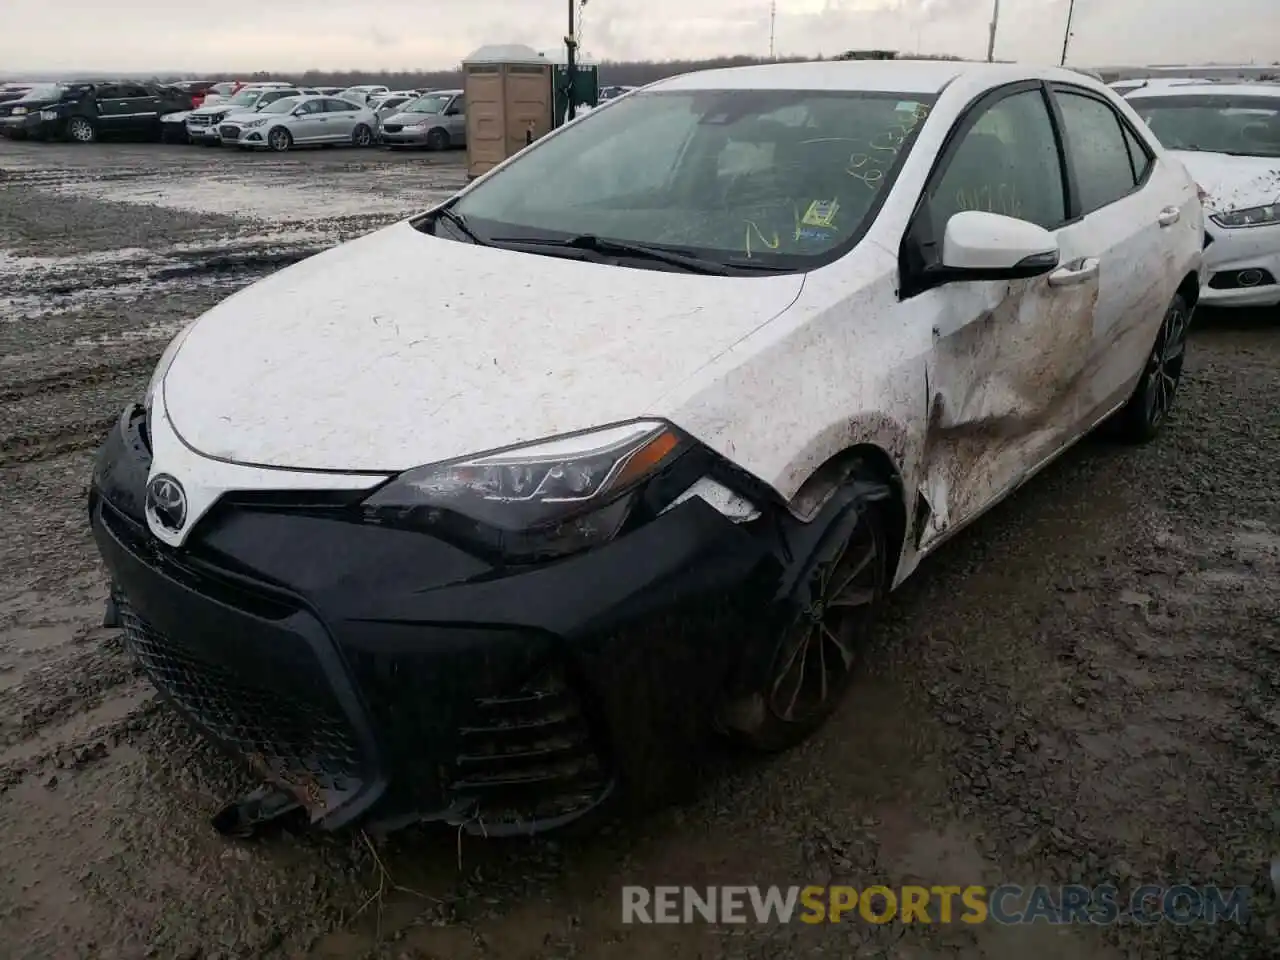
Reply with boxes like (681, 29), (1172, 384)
(621, 884), (1252, 925)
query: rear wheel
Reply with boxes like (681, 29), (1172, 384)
(1112, 293), (1191, 443)
(66, 116), (96, 143)
(351, 124), (373, 147)
(719, 490), (888, 753)
(267, 127), (293, 152)
(425, 127), (449, 151)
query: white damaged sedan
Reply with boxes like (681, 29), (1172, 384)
(90, 60), (1203, 837)
(1127, 82), (1280, 307)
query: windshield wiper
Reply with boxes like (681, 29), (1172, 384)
(488, 234), (732, 275)
(434, 208), (488, 245)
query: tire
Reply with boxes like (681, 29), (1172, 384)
(351, 124), (373, 147)
(425, 127), (449, 151)
(66, 116), (96, 144)
(718, 486), (889, 753)
(1112, 292), (1191, 443)
(267, 126), (292, 152)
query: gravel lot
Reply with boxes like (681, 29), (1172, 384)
(1, 138), (1277, 960)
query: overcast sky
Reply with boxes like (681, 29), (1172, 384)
(1, 0), (1276, 73)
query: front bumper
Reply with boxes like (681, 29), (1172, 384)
(90, 406), (775, 834)
(1200, 220), (1280, 307)
(380, 125), (431, 145)
(185, 120), (223, 143)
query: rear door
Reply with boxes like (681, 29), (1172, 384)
(906, 82), (1101, 547)
(1047, 84), (1196, 423)
(321, 98), (361, 140)
(114, 82), (161, 131)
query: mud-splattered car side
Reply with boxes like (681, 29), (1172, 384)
(90, 59), (1203, 839)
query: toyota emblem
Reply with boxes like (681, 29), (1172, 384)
(146, 473), (187, 532)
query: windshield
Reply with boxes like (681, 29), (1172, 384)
(1129, 94), (1280, 158)
(407, 94), (451, 114)
(226, 90), (263, 107)
(451, 88), (935, 270)
(260, 96), (301, 114)
(16, 84), (63, 102)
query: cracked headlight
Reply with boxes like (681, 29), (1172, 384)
(144, 321), (197, 413)
(1211, 204), (1280, 229)
(364, 421), (684, 558)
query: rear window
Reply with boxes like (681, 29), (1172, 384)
(452, 88), (935, 272)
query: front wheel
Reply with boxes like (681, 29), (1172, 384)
(1112, 293), (1191, 443)
(267, 127), (293, 152)
(718, 494), (888, 753)
(66, 116), (96, 143)
(351, 124), (374, 147)
(425, 127), (449, 151)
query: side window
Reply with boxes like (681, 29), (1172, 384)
(119, 83), (150, 98)
(1121, 122), (1153, 182)
(448, 96), (465, 114)
(1055, 91), (1139, 214)
(95, 84), (123, 100)
(296, 100), (324, 115)
(929, 88), (1066, 234)
(325, 99), (356, 113)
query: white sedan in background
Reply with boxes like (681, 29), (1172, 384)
(94, 60), (1204, 837)
(1127, 82), (1280, 307)
(219, 95), (378, 151)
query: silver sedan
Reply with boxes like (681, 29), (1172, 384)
(219, 95), (378, 152)
(379, 90), (465, 150)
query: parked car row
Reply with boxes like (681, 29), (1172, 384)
(0, 78), (468, 154)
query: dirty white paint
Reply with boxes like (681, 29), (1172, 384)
(1170, 150), (1280, 307)
(147, 60), (1205, 582)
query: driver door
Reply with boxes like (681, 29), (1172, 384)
(909, 83), (1102, 549)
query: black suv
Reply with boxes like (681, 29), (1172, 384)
(1, 81), (193, 143)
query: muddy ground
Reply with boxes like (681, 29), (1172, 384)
(0, 138), (1277, 960)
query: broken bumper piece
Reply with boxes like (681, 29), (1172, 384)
(88, 406), (772, 837)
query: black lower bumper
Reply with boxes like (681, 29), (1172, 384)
(90, 407), (777, 834)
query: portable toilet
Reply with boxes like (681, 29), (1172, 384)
(462, 44), (554, 180)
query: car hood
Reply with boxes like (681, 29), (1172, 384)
(162, 109), (192, 121)
(162, 220), (806, 472)
(385, 111), (439, 124)
(1171, 149), (1280, 213)
(189, 101), (250, 116)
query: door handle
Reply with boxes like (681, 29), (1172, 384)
(1047, 257), (1100, 287)
(1158, 206), (1181, 227)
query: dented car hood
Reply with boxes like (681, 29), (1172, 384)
(1171, 150), (1280, 213)
(161, 220), (805, 473)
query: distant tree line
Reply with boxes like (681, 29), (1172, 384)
(153, 51), (969, 89)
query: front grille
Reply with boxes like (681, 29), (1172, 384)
(382, 123), (402, 133)
(1208, 267), (1276, 290)
(220, 125), (240, 140)
(446, 664), (612, 829)
(115, 592), (366, 818)
(187, 115), (211, 127)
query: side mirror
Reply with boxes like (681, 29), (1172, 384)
(940, 211), (1059, 278)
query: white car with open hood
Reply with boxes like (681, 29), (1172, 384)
(1126, 81), (1280, 307)
(89, 60), (1203, 838)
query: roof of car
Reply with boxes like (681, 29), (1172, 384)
(646, 59), (1102, 95)
(1124, 81), (1280, 100)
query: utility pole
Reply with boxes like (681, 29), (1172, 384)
(986, 0), (1000, 63)
(565, 0), (578, 120)
(1060, 0), (1076, 66)
(769, 1), (777, 61)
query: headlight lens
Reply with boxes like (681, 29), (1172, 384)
(12, 106), (27, 115)
(364, 421), (684, 558)
(144, 321), (197, 412)
(1211, 204), (1280, 229)
(243, 118), (266, 128)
